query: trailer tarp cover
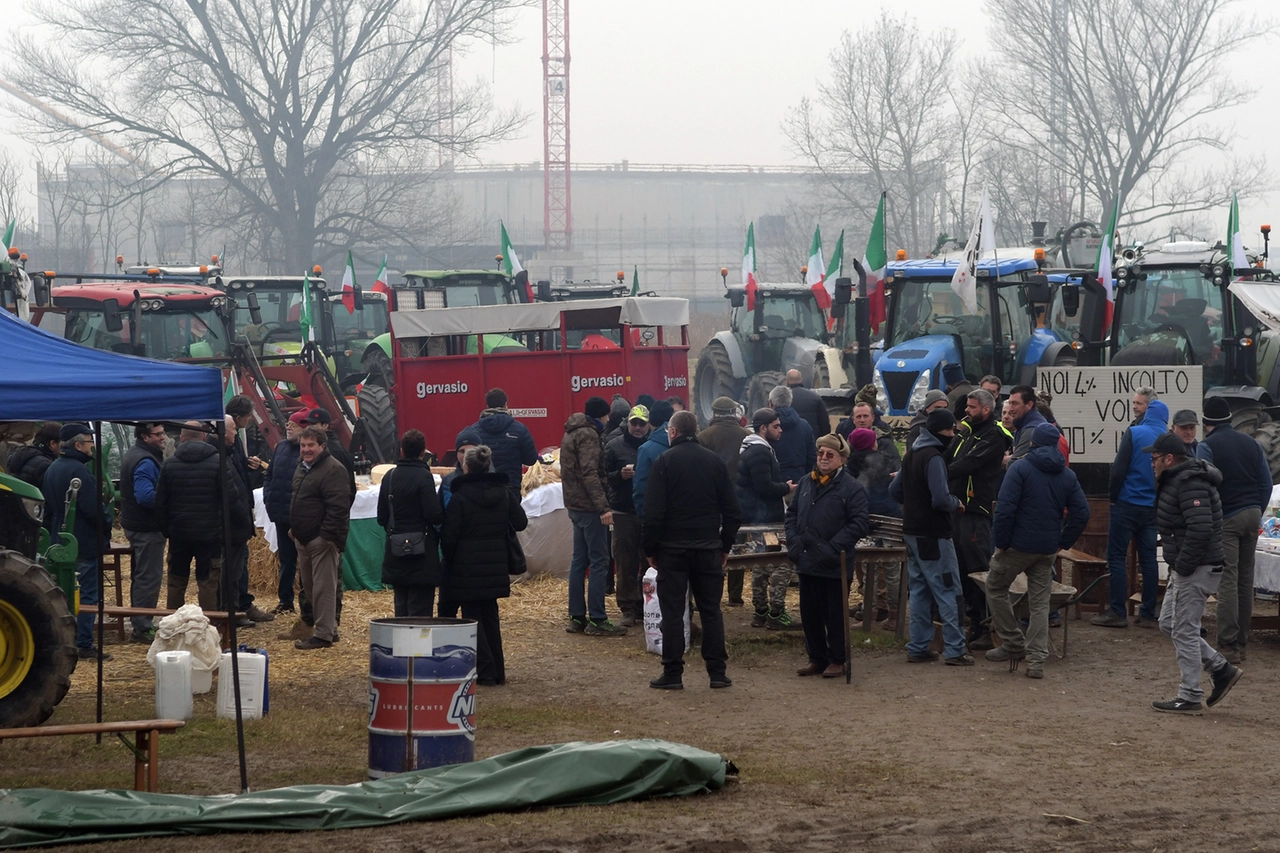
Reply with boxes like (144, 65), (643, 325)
(0, 739), (729, 849)
(1229, 282), (1280, 333)
(0, 308), (225, 422)
(390, 297), (690, 339)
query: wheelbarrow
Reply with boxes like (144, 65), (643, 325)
(969, 570), (1099, 660)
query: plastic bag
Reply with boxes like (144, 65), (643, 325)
(147, 604), (222, 675)
(642, 567), (690, 656)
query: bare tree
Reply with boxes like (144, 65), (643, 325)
(987, 0), (1271, 231)
(785, 11), (955, 257)
(14, 0), (528, 272)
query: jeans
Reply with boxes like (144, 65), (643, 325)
(1106, 502), (1159, 619)
(985, 548), (1056, 668)
(568, 509), (610, 622)
(1160, 564), (1228, 703)
(124, 529), (165, 634)
(1217, 507), (1261, 652)
(276, 521), (298, 609)
(655, 548), (727, 678)
(904, 534), (966, 659)
(75, 557), (99, 650)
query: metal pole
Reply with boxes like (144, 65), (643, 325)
(216, 418), (249, 792)
(93, 421), (104, 738)
(851, 258), (872, 389)
(840, 550), (851, 684)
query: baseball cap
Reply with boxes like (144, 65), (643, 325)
(1171, 409), (1198, 427)
(627, 404), (650, 423)
(306, 407), (332, 425)
(1142, 432), (1188, 457)
(288, 410), (310, 425)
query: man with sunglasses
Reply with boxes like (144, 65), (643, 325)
(120, 422), (168, 643)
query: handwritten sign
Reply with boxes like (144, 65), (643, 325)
(1036, 366), (1204, 464)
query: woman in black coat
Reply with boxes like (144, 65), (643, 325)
(376, 429), (445, 617)
(440, 445), (528, 686)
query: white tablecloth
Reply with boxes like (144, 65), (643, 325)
(253, 483), (382, 553)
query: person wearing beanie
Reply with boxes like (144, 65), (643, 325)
(43, 423), (112, 661)
(889, 406), (971, 665)
(984, 423), (1089, 679)
(1169, 408), (1200, 455)
(604, 406), (653, 624)
(736, 407), (800, 629)
(698, 397), (751, 605)
(946, 388), (1009, 651)
(905, 388), (952, 449)
(602, 394), (633, 445)
(560, 397), (627, 636)
(768, 384), (816, 484)
(1146, 431), (1240, 714)
(1196, 395), (1271, 664)
(1095, 386), (1167, 628)
(631, 400), (675, 520)
(787, 426), (869, 678)
(470, 387), (538, 499)
(6, 422), (62, 490)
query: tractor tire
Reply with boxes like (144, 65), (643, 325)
(362, 347), (394, 388)
(1052, 350), (1078, 368)
(693, 343), (742, 427)
(746, 370), (786, 414)
(356, 384), (398, 466)
(813, 357), (831, 389)
(1231, 405), (1270, 437)
(1253, 422), (1280, 484)
(0, 551), (77, 728)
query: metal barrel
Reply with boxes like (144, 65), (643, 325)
(368, 617), (477, 779)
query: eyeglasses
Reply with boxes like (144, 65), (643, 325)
(149, 430), (166, 437)
(816, 450), (842, 460)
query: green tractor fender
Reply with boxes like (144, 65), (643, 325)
(41, 478), (83, 613)
(365, 333), (392, 360)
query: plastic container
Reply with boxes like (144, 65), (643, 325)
(154, 651), (194, 720)
(216, 646), (269, 720)
(191, 667), (213, 694)
(368, 618), (477, 778)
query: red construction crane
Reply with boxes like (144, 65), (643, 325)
(542, 0), (571, 254)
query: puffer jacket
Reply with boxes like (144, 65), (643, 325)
(846, 446), (900, 517)
(290, 449), (354, 550)
(1156, 457), (1225, 576)
(698, 416), (750, 480)
(992, 444), (1089, 554)
(641, 435), (740, 554)
(262, 438), (300, 525)
(1109, 400), (1169, 506)
(7, 444), (56, 490)
(441, 471), (528, 601)
(377, 458), (445, 588)
(785, 467), (870, 578)
(42, 448), (107, 558)
(735, 434), (789, 524)
(947, 414), (1007, 515)
(472, 409), (538, 494)
(1010, 406), (1048, 462)
(560, 413), (609, 514)
(155, 439), (253, 545)
(632, 422), (671, 519)
(774, 406), (816, 483)
(603, 430), (646, 513)
(789, 384), (831, 438)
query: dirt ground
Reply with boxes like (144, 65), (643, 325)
(6, 574), (1280, 853)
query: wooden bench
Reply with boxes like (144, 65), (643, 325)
(861, 516), (907, 640)
(0, 719), (185, 792)
(99, 606), (237, 646)
(1056, 548), (1109, 619)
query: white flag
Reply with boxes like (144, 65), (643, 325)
(950, 187), (994, 314)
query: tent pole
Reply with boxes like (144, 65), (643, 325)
(94, 420), (105, 740)
(217, 419), (249, 792)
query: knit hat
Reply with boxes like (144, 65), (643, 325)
(922, 389), (948, 411)
(815, 432), (851, 458)
(849, 428), (877, 452)
(288, 410), (310, 425)
(636, 394), (657, 409)
(584, 396), (610, 419)
(609, 396), (632, 420)
(1202, 396), (1232, 426)
(752, 407), (778, 430)
(925, 408), (956, 434)
(942, 362), (965, 387)
(59, 423), (91, 443)
(648, 400), (675, 427)
(712, 396), (739, 415)
(1031, 422), (1061, 447)
(455, 427), (483, 451)
(1171, 408), (1198, 427)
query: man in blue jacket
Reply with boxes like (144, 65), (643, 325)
(632, 400), (674, 521)
(768, 384), (816, 484)
(264, 410), (306, 616)
(119, 422), (167, 643)
(1094, 391), (1167, 627)
(984, 424), (1089, 678)
(1196, 396), (1273, 664)
(471, 388), (537, 497)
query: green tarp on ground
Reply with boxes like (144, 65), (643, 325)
(0, 739), (729, 849)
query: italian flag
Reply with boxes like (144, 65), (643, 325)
(1, 218), (14, 253)
(500, 221), (533, 302)
(371, 255), (391, 296)
(300, 271), (315, 344)
(825, 230), (844, 331)
(1097, 195), (1122, 333)
(807, 226), (831, 309)
(340, 249), (358, 314)
(742, 222), (758, 310)
(863, 194), (887, 335)
(1228, 193), (1248, 273)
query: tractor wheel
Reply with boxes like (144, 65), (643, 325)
(1052, 349), (1078, 368)
(356, 384), (398, 465)
(813, 357), (831, 389)
(1231, 404), (1270, 437)
(1253, 422), (1280, 484)
(746, 370), (786, 414)
(693, 342), (741, 427)
(0, 551), (77, 728)
(362, 347), (394, 388)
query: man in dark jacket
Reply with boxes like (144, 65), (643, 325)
(209, 415), (270, 628)
(889, 408), (971, 665)
(561, 396), (626, 636)
(471, 388), (538, 497)
(290, 426), (354, 649)
(698, 396), (749, 480)
(837, 401), (901, 466)
(943, 362), (974, 418)
(786, 433), (870, 678)
(264, 411), (306, 615)
(737, 408), (799, 629)
(1147, 432), (1241, 715)
(785, 369), (831, 438)
(984, 424), (1089, 678)
(7, 422), (61, 489)
(1005, 385), (1047, 463)
(305, 407), (357, 498)
(904, 390), (951, 449)
(43, 424), (110, 660)
(120, 422), (167, 642)
(846, 427), (902, 628)
(947, 389), (1007, 650)
(602, 394), (632, 445)
(643, 411), (741, 690)
(604, 405), (650, 625)
(1196, 396), (1272, 664)
(1170, 408), (1200, 456)
(769, 384), (816, 483)
(377, 429), (445, 618)
(157, 423), (252, 615)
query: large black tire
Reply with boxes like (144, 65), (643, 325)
(1231, 404), (1270, 437)
(357, 384), (398, 465)
(0, 551), (77, 728)
(693, 342), (742, 427)
(363, 347), (394, 388)
(1253, 422), (1280, 484)
(1052, 349), (1078, 367)
(813, 356), (830, 389)
(746, 370), (786, 414)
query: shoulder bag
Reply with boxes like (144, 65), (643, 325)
(386, 469), (427, 557)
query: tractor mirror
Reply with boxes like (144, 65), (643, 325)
(728, 290), (745, 308)
(102, 298), (123, 333)
(246, 292), (263, 325)
(32, 275), (50, 307)
(1024, 274), (1052, 304)
(536, 280), (553, 302)
(830, 302), (846, 320)
(834, 277), (853, 305)
(1062, 284), (1080, 317)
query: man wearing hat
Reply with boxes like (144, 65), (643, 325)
(1169, 409), (1200, 456)
(1196, 396), (1272, 664)
(786, 432), (869, 677)
(605, 405), (651, 624)
(905, 389), (951, 449)
(43, 424), (111, 661)
(1147, 431), (1241, 714)
(305, 407), (356, 499)
(697, 398), (751, 605)
(889, 408), (971, 665)
(984, 423), (1089, 678)
(737, 407), (800, 629)
(265, 410), (308, 620)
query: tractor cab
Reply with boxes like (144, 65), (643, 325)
(327, 290), (390, 381)
(394, 270), (519, 309)
(217, 275), (331, 354)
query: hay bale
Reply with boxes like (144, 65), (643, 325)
(521, 451), (561, 496)
(247, 531), (280, 595)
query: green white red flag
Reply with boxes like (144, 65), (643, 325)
(340, 250), (358, 314)
(1, 218), (14, 253)
(863, 194), (887, 334)
(807, 226), (831, 309)
(1097, 195), (1122, 332)
(1228, 193), (1248, 272)
(742, 223), (758, 310)
(500, 221), (533, 302)
(300, 271), (315, 344)
(372, 255), (391, 296)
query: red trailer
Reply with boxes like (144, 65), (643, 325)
(389, 297), (690, 454)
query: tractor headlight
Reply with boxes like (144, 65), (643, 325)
(21, 496), (43, 524)
(907, 369), (932, 414)
(872, 368), (889, 412)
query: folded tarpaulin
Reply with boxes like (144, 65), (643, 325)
(0, 739), (729, 849)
